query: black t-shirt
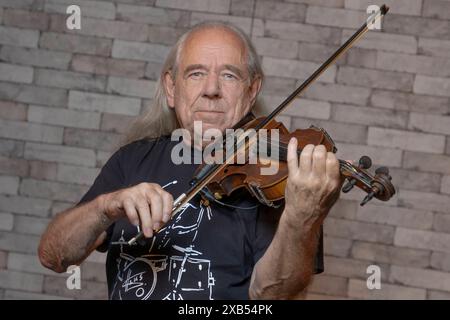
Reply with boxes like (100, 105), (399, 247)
(78, 136), (323, 300)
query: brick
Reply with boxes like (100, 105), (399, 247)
(0, 176), (19, 195)
(356, 204), (433, 230)
(20, 178), (88, 203)
(395, 227), (450, 252)
(57, 164), (99, 186)
(3, 8), (49, 30)
(51, 201), (74, 217)
(0, 100), (27, 121)
(377, 52), (450, 77)
(352, 241), (430, 268)
(8, 253), (62, 277)
(68, 90), (141, 116)
(43, 276), (107, 299)
(307, 274), (348, 296)
(34, 69), (106, 92)
(414, 75), (450, 98)
(371, 89), (449, 114)
(298, 42), (346, 65)
(428, 290), (450, 300)
(328, 199), (358, 220)
(264, 20), (341, 45)
(0, 82), (68, 107)
(0, 63), (33, 84)
(85, 250), (106, 264)
(96, 150), (113, 167)
(148, 25), (187, 45)
(261, 96), (330, 120)
(0, 139), (24, 158)
(0, 270), (43, 292)
(0, 119), (63, 144)
(324, 236), (352, 258)
(50, 14), (148, 42)
(324, 256), (390, 281)
(44, 0), (116, 19)
(418, 37), (450, 59)
(112, 40), (170, 64)
(0, 250), (6, 269)
(263, 57), (336, 83)
(403, 151), (450, 175)
(0, 195), (51, 217)
(345, 0), (423, 16)
(338, 143), (402, 167)
(0, 26), (39, 48)
(0, 232), (40, 254)
(324, 217), (395, 244)
(0, 0), (44, 10)
(399, 189), (450, 214)
(230, 0), (254, 17)
(261, 77), (297, 97)
(287, 0), (344, 7)
(14, 216), (49, 236)
(292, 118), (367, 145)
(80, 261), (107, 282)
(423, 0), (450, 20)
(384, 15), (450, 40)
(337, 66), (414, 92)
(388, 168), (440, 193)
(303, 83), (371, 106)
(409, 112), (450, 136)
(106, 77), (155, 100)
(100, 113), (136, 134)
(28, 105), (100, 131)
(252, 37), (299, 60)
(431, 252), (450, 273)
(117, 4), (189, 27)
(433, 213), (450, 233)
(255, 1), (306, 23)
(0, 46), (71, 71)
(332, 104), (408, 129)
(144, 61), (162, 80)
(0, 156), (28, 177)
(368, 127), (445, 154)
(442, 175), (450, 195)
(346, 48), (377, 68)
(342, 29), (417, 54)
(64, 128), (123, 152)
(24, 142), (96, 167)
(307, 6), (365, 29)
(156, 0), (230, 14)
(348, 279), (426, 300)
(251, 18), (264, 37)
(0, 213), (13, 231)
(4, 290), (70, 300)
(390, 265), (450, 292)
(191, 12), (253, 34)
(29, 160), (57, 181)
(39, 32), (112, 57)
(71, 54), (146, 78)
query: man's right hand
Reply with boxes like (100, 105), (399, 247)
(99, 183), (174, 238)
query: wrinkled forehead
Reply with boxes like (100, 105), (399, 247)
(178, 27), (248, 69)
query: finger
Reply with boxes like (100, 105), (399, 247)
(147, 191), (163, 231)
(151, 186), (173, 224)
(123, 199), (139, 227)
(135, 198), (153, 238)
(326, 152), (341, 184)
(312, 145), (327, 177)
(287, 137), (299, 175)
(299, 144), (314, 173)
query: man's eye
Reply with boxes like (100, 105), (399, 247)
(189, 72), (204, 78)
(223, 73), (237, 80)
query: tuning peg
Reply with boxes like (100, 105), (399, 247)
(360, 190), (375, 206)
(375, 166), (389, 176)
(342, 179), (356, 193)
(358, 155), (372, 169)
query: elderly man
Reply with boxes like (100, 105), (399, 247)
(38, 22), (343, 300)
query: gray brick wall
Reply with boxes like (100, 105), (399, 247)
(0, 0), (449, 300)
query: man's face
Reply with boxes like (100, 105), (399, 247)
(164, 28), (261, 141)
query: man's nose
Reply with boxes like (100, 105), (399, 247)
(202, 73), (221, 99)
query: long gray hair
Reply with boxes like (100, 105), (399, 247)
(123, 21), (265, 145)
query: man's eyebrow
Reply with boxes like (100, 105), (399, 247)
(183, 64), (207, 75)
(223, 64), (245, 79)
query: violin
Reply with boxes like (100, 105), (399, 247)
(128, 4), (394, 245)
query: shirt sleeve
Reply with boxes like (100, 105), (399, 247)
(76, 146), (126, 252)
(252, 202), (324, 274)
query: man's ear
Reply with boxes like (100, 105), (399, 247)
(163, 71), (175, 109)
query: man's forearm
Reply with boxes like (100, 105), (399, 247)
(249, 210), (322, 300)
(38, 194), (113, 273)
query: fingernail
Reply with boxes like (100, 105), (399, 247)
(144, 228), (153, 238)
(153, 222), (161, 231)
